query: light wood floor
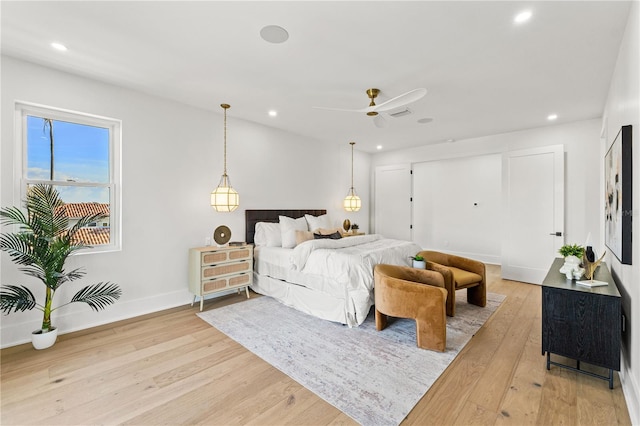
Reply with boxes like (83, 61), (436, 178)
(1, 265), (631, 425)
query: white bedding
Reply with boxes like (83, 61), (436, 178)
(251, 234), (422, 326)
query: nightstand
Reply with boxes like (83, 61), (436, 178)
(188, 244), (253, 311)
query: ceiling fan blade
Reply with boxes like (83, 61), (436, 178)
(373, 114), (388, 128)
(372, 88), (427, 112)
(312, 105), (370, 113)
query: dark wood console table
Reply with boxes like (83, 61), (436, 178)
(541, 258), (621, 388)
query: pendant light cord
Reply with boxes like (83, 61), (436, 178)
(350, 141), (355, 191)
(221, 104), (230, 176)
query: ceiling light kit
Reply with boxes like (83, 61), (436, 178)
(314, 87), (427, 128)
(210, 103), (240, 212)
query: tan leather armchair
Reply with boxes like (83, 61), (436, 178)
(374, 264), (448, 352)
(417, 250), (486, 317)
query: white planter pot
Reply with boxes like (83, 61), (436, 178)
(412, 260), (426, 269)
(32, 327), (58, 350)
(564, 255), (581, 266)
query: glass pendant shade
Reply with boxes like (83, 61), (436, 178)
(343, 141), (361, 212)
(210, 103), (239, 212)
(211, 173), (239, 212)
(344, 188), (361, 212)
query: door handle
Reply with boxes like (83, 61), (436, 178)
(549, 232), (562, 236)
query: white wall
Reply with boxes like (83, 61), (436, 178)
(371, 119), (602, 259)
(0, 56), (371, 347)
(602, 2), (640, 423)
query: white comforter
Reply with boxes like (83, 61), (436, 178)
(253, 234), (422, 326)
(291, 234), (419, 289)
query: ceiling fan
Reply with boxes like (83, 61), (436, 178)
(313, 88), (427, 128)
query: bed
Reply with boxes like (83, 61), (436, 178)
(245, 209), (422, 326)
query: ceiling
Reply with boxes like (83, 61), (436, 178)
(1, 1), (632, 153)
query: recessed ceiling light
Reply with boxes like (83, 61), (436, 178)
(260, 25), (289, 44)
(51, 42), (67, 51)
(547, 114), (558, 121)
(376, 145), (383, 150)
(268, 110), (277, 117)
(514, 10), (532, 24)
(446, 138), (456, 143)
(417, 117), (433, 124)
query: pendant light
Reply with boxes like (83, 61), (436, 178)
(343, 142), (361, 212)
(210, 104), (239, 212)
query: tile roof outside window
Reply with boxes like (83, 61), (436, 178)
(53, 202), (111, 246)
(58, 203), (109, 218)
(73, 227), (111, 246)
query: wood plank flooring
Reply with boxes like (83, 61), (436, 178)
(1, 265), (631, 425)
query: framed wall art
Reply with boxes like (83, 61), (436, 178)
(604, 124), (632, 264)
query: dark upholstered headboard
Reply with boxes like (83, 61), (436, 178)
(245, 209), (326, 244)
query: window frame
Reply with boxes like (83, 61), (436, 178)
(14, 101), (122, 254)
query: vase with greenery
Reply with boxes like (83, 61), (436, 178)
(559, 244), (584, 259)
(410, 254), (426, 269)
(0, 184), (122, 349)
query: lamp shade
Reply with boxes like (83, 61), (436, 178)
(344, 188), (361, 212)
(211, 174), (239, 212)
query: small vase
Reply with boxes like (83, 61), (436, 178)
(413, 260), (426, 269)
(32, 327), (58, 350)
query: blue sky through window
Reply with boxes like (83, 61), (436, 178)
(26, 116), (110, 203)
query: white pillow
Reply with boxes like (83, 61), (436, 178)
(279, 215), (308, 248)
(254, 222), (282, 247)
(305, 214), (332, 232)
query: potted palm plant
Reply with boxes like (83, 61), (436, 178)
(0, 184), (122, 349)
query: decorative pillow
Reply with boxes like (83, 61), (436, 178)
(316, 227), (345, 236)
(279, 215), (308, 248)
(254, 222), (282, 247)
(295, 230), (314, 245)
(313, 231), (342, 240)
(305, 214), (332, 232)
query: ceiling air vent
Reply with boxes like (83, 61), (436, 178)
(388, 107), (412, 118)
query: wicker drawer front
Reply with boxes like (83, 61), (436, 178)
(202, 278), (229, 293)
(201, 251), (229, 265)
(202, 247), (251, 265)
(229, 273), (251, 287)
(229, 248), (251, 261)
(202, 261), (250, 279)
(202, 273), (251, 294)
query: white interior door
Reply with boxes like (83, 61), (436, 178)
(374, 164), (412, 240)
(502, 145), (564, 284)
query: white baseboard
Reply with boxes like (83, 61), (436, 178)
(0, 286), (251, 349)
(620, 357), (640, 425)
(0, 289), (193, 348)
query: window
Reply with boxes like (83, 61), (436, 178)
(16, 102), (122, 253)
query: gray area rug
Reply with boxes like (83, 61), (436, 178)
(197, 292), (505, 426)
